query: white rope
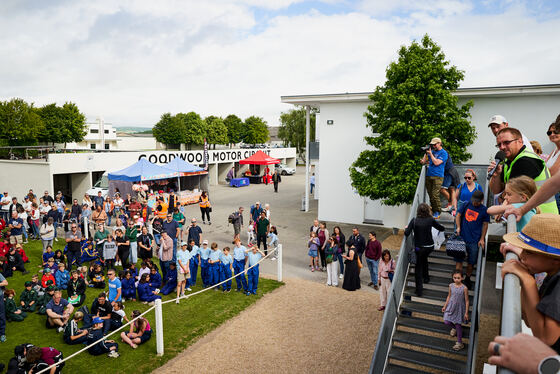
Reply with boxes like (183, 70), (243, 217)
(36, 245), (278, 373)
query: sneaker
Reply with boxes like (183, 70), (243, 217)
(203, 221), (206, 225)
(452, 342), (464, 351)
(208, 222), (211, 225)
(57, 326), (64, 333)
(368, 282), (373, 287)
(176, 299), (180, 304)
(108, 350), (120, 358)
(450, 328), (457, 337)
(148, 301), (155, 306)
(339, 274), (344, 279)
(186, 287), (192, 292)
(271, 257), (277, 261)
(225, 289), (230, 293)
(441, 204), (452, 212)
(311, 268), (315, 272)
(374, 285), (379, 290)
(433, 212), (441, 219)
(378, 306), (385, 311)
(0, 335), (6, 342)
(246, 292), (251, 296)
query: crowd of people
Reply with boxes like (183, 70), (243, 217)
(0, 183), (279, 372)
(413, 113), (560, 369)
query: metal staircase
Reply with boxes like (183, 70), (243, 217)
(370, 165), (490, 374)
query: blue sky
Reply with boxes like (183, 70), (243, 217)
(0, 0), (558, 126)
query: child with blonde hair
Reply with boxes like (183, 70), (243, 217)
(488, 176), (538, 231)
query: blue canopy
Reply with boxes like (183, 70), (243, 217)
(164, 157), (205, 174)
(108, 158), (178, 182)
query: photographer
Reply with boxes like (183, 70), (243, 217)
(420, 137), (448, 219)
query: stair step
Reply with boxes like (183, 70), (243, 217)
(393, 330), (468, 356)
(388, 346), (467, 373)
(385, 363), (431, 374)
(397, 315), (470, 336)
(406, 275), (475, 293)
(401, 300), (445, 316)
(404, 286), (474, 303)
(413, 261), (476, 275)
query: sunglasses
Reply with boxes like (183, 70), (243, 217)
(464, 176), (472, 180)
(547, 130), (559, 136)
(495, 139), (519, 148)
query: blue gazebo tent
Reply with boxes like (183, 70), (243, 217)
(107, 158), (178, 197)
(164, 157), (209, 192)
(164, 157), (205, 174)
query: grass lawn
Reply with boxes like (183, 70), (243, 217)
(1, 237), (283, 373)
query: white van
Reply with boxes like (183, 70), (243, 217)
(87, 172), (109, 198)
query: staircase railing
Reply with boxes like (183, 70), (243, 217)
(369, 165), (427, 374)
(498, 215), (523, 374)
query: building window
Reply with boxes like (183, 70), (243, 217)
(90, 129), (99, 134)
(90, 144), (96, 149)
(104, 144), (110, 150)
(104, 130), (109, 134)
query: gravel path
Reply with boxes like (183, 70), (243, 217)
(156, 278), (381, 374)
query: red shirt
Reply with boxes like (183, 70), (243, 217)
(40, 347), (61, 365)
(365, 239), (382, 261)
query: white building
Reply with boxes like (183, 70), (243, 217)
(282, 84), (560, 228)
(66, 118), (119, 150)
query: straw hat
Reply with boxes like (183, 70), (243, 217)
(503, 213), (560, 258)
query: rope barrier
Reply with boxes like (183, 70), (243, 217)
(36, 244), (281, 373)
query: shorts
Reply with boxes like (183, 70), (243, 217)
(308, 249), (318, 257)
(139, 329), (152, 344)
(233, 223), (241, 235)
(177, 268), (188, 282)
(442, 167), (460, 189)
(10, 235), (23, 245)
(454, 241), (479, 265)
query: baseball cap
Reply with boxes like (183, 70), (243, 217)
(202, 239), (208, 245)
(25, 281), (32, 287)
(47, 285), (56, 292)
(429, 137), (442, 145)
(471, 190), (484, 203)
(489, 115), (507, 126)
(92, 317), (104, 324)
(181, 241), (188, 247)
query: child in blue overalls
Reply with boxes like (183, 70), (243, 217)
(208, 242), (221, 288)
(232, 239), (248, 293)
(220, 247), (233, 292)
(199, 240), (211, 287)
(187, 239), (199, 289)
(161, 262), (178, 295)
(121, 271), (136, 301)
(245, 244), (265, 295)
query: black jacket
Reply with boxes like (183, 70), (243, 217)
(346, 234), (366, 255)
(404, 217), (445, 247)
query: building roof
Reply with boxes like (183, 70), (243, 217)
(281, 84), (560, 106)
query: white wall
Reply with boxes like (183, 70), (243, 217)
(116, 136), (158, 151)
(0, 161), (53, 199)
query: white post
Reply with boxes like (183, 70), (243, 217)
(83, 216), (89, 239)
(155, 298), (164, 356)
(305, 105), (310, 212)
(277, 244), (283, 282)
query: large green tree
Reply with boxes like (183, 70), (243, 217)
(61, 102), (87, 143)
(350, 35), (476, 205)
(223, 114), (243, 145)
(38, 102), (87, 145)
(204, 115), (228, 149)
(182, 111), (206, 149)
(278, 106), (316, 160)
(242, 116), (269, 144)
(0, 98), (44, 145)
(153, 113), (187, 147)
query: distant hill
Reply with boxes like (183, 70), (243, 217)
(116, 127), (153, 134)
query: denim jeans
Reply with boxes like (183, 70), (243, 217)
(172, 238), (177, 263)
(336, 252), (344, 275)
(366, 258), (379, 286)
(129, 242), (138, 265)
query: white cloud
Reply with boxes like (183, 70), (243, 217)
(0, 0), (558, 127)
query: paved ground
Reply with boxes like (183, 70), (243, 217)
(178, 166), (392, 289)
(157, 278), (380, 374)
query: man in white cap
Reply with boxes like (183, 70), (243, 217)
(420, 137), (448, 219)
(488, 115), (533, 152)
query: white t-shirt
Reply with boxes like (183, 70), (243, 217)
(546, 148), (560, 169)
(39, 204), (51, 216)
(114, 198), (124, 208)
(1, 195), (11, 211)
(22, 201), (32, 212)
(521, 133), (534, 153)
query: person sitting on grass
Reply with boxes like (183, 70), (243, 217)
(0, 255), (9, 277)
(160, 262), (177, 295)
(121, 271), (137, 301)
(46, 290), (74, 333)
(5, 289), (27, 322)
(120, 310), (152, 349)
(20, 281), (38, 312)
(88, 263), (105, 289)
(37, 285), (56, 315)
(501, 214), (560, 353)
(52, 250), (66, 267)
(44, 257), (58, 276)
(63, 311), (89, 345)
(137, 273), (161, 305)
(42, 245), (55, 266)
(54, 262), (70, 290)
(109, 301), (129, 331)
(87, 317), (120, 358)
(26, 346), (65, 374)
(149, 266), (162, 289)
(67, 270), (86, 307)
(7, 246), (28, 275)
(41, 268), (56, 288)
(91, 292), (113, 333)
(30, 273), (42, 295)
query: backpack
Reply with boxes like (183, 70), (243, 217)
(228, 212), (236, 224)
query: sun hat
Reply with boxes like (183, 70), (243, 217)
(429, 137), (442, 145)
(503, 213), (560, 258)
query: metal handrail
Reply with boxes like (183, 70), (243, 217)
(369, 165), (427, 374)
(465, 179), (490, 373)
(498, 215), (522, 374)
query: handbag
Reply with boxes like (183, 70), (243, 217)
(357, 256), (363, 269)
(388, 271), (394, 282)
(446, 234), (467, 259)
(208, 207), (212, 213)
(326, 255), (333, 264)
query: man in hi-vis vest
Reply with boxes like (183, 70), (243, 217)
(489, 127), (558, 214)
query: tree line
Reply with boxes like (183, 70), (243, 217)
(0, 98), (87, 146)
(152, 112), (269, 149)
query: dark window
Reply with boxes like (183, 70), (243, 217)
(90, 129), (99, 134)
(90, 144), (96, 149)
(104, 144), (110, 150)
(104, 130), (109, 134)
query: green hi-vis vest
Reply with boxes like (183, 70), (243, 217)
(503, 149), (559, 214)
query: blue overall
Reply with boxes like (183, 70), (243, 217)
(247, 265), (259, 294)
(233, 260), (247, 291)
(220, 254), (233, 291)
(160, 270), (177, 295)
(188, 254), (199, 287)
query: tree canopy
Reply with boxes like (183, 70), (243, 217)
(0, 98), (45, 145)
(37, 102), (87, 145)
(278, 106), (316, 160)
(242, 116), (269, 144)
(182, 112), (206, 147)
(204, 115), (228, 147)
(153, 113), (186, 146)
(350, 35), (476, 206)
(223, 114), (243, 145)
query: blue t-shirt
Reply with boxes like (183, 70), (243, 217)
(459, 203), (490, 243)
(444, 154), (454, 172)
(457, 182), (483, 204)
(162, 219), (179, 238)
(248, 251), (262, 267)
(209, 249), (221, 262)
(220, 253), (232, 266)
(9, 217), (24, 235)
(176, 249), (190, 268)
(512, 202), (536, 232)
(199, 246), (211, 260)
(426, 148), (448, 177)
(233, 245), (247, 261)
(46, 297), (69, 315)
(108, 278), (122, 302)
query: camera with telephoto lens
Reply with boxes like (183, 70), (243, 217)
(421, 144), (432, 152)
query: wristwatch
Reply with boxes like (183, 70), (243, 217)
(539, 355), (560, 374)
